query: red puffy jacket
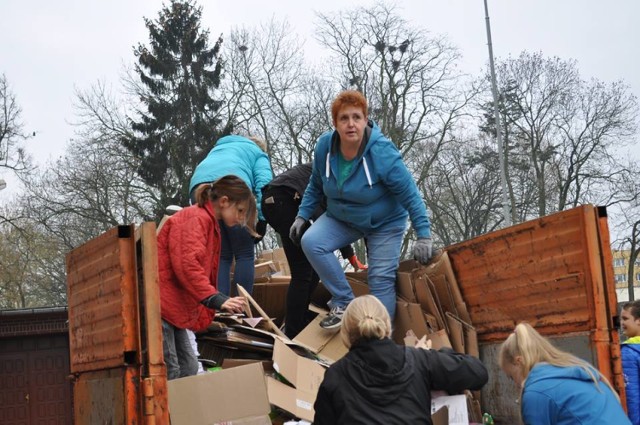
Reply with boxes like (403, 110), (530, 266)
(158, 202), (220, 331)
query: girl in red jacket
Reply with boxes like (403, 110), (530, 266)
(158, 175), (255, 380)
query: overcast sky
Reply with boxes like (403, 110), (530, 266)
(1, 0), (639, 198)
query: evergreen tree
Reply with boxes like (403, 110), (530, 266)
(125, 0), (226, 215)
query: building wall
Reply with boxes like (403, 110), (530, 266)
(613, 249), (640, 303)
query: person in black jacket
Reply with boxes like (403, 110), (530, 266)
(313, 295), (488, 425)
(261, 163), (366, 338)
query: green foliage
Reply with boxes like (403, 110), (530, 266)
(125, 0), (227, 216)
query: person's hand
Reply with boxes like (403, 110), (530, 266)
(413, 237), (433, 264)
(254, 220), (268, 244)
(348, 254), (368, 271)
(289, 217), (308, 246)
(221, 296), (247, 314)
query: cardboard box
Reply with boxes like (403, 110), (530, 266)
(293, 314), (348, 364)
(268, 338), (328, 422)
(393, 298), (432, 344)
(252, 278), (290, 325)
(168, 362), (271, 425)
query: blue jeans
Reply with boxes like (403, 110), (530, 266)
(162, 320), (199, 380)
(301, 213), (404, 320)
(218, 221), (255, 296)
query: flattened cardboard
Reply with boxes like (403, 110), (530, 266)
(221, 358), (274, 373)
(293, 315), (348, 364)
(431, 406), (449, 425)
(426, 329), (452, 350)
(445, 312), (465, 354)
(345, 270), (368, 283)
(252, 278), (290, 324)
(237, 284), (286, 338)
(272, 338), (326, 393)
(414, 274), (446, 331)
(393, 299), (431, 344)
(431, 274), (457, 316)
(168, 362), (271, 425)
(396, 261), (418, 303)
(267, 376), (316, 422)
(424, 252), (471, 323)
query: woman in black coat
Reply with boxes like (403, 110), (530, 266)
(313, 295), (488, 425)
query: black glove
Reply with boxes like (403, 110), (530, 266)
(254, 220), (268, 244)
(413, 238), (433, 264)
(289, 217), (308, 246)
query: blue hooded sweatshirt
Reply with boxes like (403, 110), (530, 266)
(189, 135), (272, 220)
(297, 121), (430, 238)
(521, 363), (630, 425)
(622, 336), (640, 425)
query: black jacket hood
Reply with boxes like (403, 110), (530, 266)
(342, 338), (414, 406)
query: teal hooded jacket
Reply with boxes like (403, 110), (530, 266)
(189, 135), (272, 220)
(297, 121), (430, 238)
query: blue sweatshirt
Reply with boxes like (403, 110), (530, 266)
(521, 363), (630, 425)
(297, 121), (430, 238)
(189, 135), (272, 220)
(623, 336), (640, 425)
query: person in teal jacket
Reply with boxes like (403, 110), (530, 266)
(289, 90), (433, 329)
(621, 300), (640, 425)
(500, 322), (630, 425)
(189, 135), (273, 296)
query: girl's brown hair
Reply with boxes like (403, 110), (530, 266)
(193, 175), (257, 234)
(340, 295), (391, 348)
(331, 90), (368, 125)
(499, 322), (618, 400)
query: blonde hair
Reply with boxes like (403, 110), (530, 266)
(499, 322), (618, 400)
(193, 175), (257, 234)
(247, 136), (267, 152)
(340, 295), (391, 348)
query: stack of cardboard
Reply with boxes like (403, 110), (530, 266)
(184, 248), (475, 424)
(392, 252), (482, 423)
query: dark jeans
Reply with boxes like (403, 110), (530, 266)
(262, 185), (319, 338)
(218, 220), (255, 296)
(162, 320), (199, 380)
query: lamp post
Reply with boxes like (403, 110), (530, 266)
(483, 0), (512, 227)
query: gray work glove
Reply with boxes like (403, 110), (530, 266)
(289, 217), (308, 246)
(413, 238), (433, 264)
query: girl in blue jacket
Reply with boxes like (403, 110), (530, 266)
(189, 135), (273, 296)
(290, 90), (433, 329)
(622, 300), (640, 425)
(500, 322), (630, 425)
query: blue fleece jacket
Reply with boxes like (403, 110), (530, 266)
(189, 135), (272, 220)
(521, 363), (630, 425)
(622, 337), (640, 425)
(297, 121), (430, 238)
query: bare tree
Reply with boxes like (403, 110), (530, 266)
(481, 51), (639, 222)
(426, 132), (506, 246)
(0, 74), (33, 175)
(0, 221), (66, 308)
(220, 18), (333, 173)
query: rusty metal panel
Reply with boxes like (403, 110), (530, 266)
(66, 224), (140, 373)
(139, 222), (169, 423)
(446, 205), (606, 342)
(73, 367), (141, 424)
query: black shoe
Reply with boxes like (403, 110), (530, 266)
(320, 306), (346, 329)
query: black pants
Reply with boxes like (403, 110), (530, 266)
(261, 185), (318, 338)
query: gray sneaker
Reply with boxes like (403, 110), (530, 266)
(320, 305), (346, 329)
